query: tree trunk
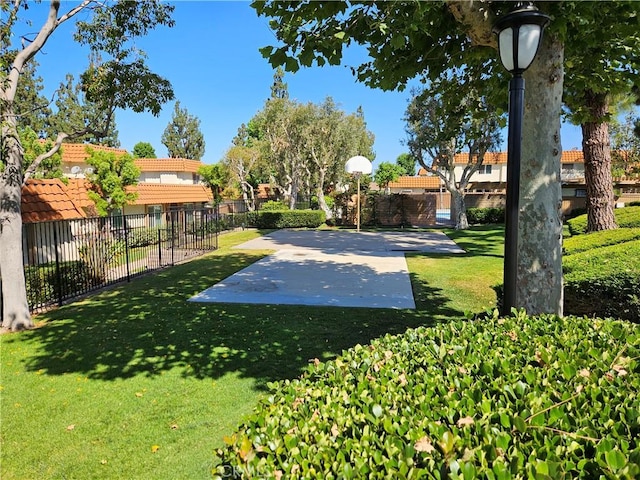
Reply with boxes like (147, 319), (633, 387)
(581, 91), (617, 232)
(517, 35), (564, 316)
(451, 189), (469, 230)
(1, 125), (33, 330)
(316, 167), (332, 220)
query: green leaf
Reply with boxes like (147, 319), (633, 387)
(605, 450), (627, 471)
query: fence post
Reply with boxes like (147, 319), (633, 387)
(171, 211), (175, 265)
(124, 219), (131, 282)
(158, 228), (162, 266)
(53, 222), (63, 307)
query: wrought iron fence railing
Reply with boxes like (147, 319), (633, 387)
(23, 209), (222, 313)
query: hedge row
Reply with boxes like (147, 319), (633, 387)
(466, 207), (505, 225)
(215, 313), (640, 479)
(252, 210), (326, 229)
(562, 227), (640, 255)
(563, 240), (640, 322)
(567, 206), (640, 235)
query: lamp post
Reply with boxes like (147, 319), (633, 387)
(345, 155), (372, 232)
(493, 2), (550, 314)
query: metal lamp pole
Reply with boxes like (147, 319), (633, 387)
(493, 2), (550, 315)
(503, 74), (525, 313)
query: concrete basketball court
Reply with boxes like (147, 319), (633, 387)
(189, 230), (465, 309)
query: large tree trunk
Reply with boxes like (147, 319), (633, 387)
(1, 126), (33, 331)
(517, 35), (564, 316)
(581, 91), (617, 232)
(451, 189), (469, 230)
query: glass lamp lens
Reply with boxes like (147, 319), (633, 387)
(516, 24), (542, 70)
(498, 28), (515, 72)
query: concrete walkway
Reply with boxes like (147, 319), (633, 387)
(189, 230), (464, 309)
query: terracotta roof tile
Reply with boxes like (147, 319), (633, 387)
(22, 179), (87, 223)
(128, 183), (213, 205)
(417, 150), (586, 175)
(389, 176), (442, 189)
(134, 159), (204, 173)
(60, 143), (128, 163)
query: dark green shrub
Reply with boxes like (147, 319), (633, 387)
(629, 201), (640, 207)
(215, 313), (640, 479)
(25, 260), (93, 307)
(467, 207), (505, 225)
(563, 227), (640, 255)
(127, 227), (161, 247)
(253, 210), (325, 229)
(261, 200), (288, 211)
(563, 241), (640, 322)
(567, 206), (640, 235)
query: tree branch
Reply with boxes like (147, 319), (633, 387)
(22, 131), (68, 185)
(446, 0), (496, 49)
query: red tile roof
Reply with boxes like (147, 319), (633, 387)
(417, 150), (586, 175)
(389, 176), (442, 189)
(128, 183), (213, 205)
(134, 159), (204, 173)
(66, 178), (99, 215)
(60, 143), (128, 163)
(22, 179), (88, 223)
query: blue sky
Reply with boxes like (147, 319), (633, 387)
(23, 1), (586, 168)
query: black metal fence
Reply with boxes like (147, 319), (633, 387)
(23, 209), (224, 313)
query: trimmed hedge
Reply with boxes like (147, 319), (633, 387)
(563, 241), (640, 322)
(215, 313), (640, 479)
(567, 206), (640, 235)
(253, 210), (326, 229)
(466, 207), (505, 225)
(562, 227), (640, 255)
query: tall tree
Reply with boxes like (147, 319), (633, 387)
(161, 101), (206, 159)
(85, 148), (139, 216)
(1, 0), (175, 331)
(198, 163), (229, 204)
(562, 3), (640, 232)
(374, 162), (404, 193)
(396, 153), (416, 176)
(12, 59), (51, 134)
(610, 113), (640, 177)
(405, 77), (502, 230)
(221, 145), (262, 211)
(132, 141), (157, 159)
(250, 0), (570, 315)
(47, 72), (120, 147)
(305, 97), (375, 218)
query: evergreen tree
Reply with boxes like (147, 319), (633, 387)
(12, 60), (51, 135)
(161, 101), (206, 159)
(47, 73), (120, 146)
(270, 66), (289, 100)
(132, 141), (157, 158)
(396, 153), (416, 176)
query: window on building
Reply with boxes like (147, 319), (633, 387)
(111, 207), (123, 229)
(148, 205), (163, 227)
(576, 189), (587, 198)
(478, 164), (493, 175)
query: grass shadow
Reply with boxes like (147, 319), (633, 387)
(9, 249), (454, 390)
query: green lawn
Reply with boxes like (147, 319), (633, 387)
(1, 226), (503, 480)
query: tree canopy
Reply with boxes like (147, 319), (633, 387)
(132, 141), (157, 159)
(85, 148), (139, 216)
(161, 101), (206, 160)
(1, 0), (176, 331)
